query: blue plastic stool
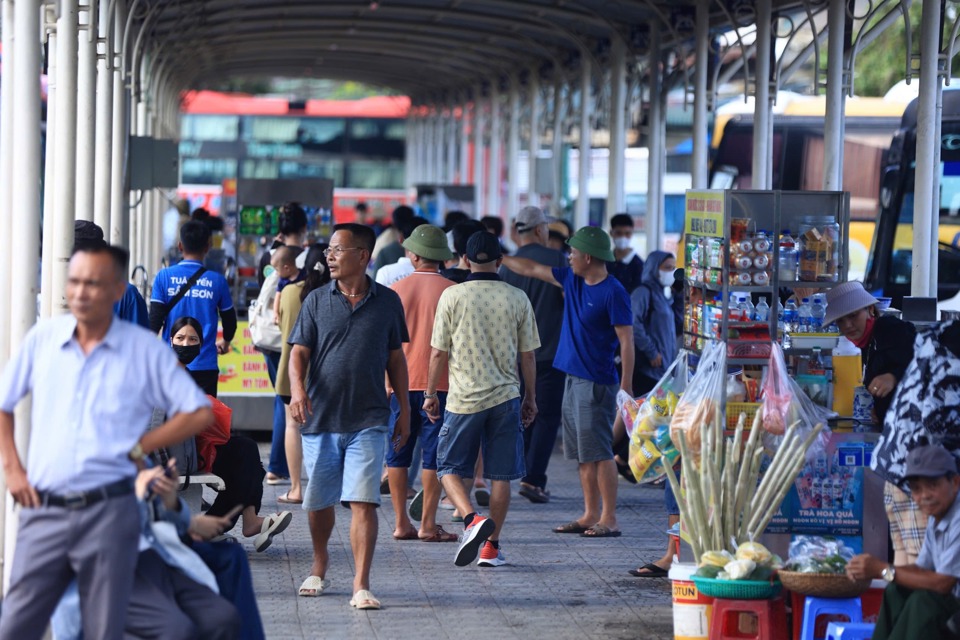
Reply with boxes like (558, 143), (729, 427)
(800, 596), (863, 640)
(825, 621), (876, 639)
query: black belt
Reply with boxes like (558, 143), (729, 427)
(38, 478), (134, 510)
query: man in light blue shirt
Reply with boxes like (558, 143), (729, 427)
(0, 243), (213, 640)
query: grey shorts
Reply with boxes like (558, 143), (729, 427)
(561, 375), (617, 463)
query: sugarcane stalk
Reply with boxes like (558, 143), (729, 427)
(732, 409), (762, 541)
(662, 446), (702, 560)
(738, 447), (766, 542)
(723, 438), (737, 549)
(677, 434), (707, 556)
(749, 421), (799, 515)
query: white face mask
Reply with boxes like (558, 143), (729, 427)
(658, 269), (675, 288)
(613, 237), (631, 251)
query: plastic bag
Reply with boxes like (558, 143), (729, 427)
(761, 343), (832, 456)
(784, 535), (855, 574)
(625, 351), (689, 483)
(670, 342), (725, 466)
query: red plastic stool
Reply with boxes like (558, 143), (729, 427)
(709, 595), (790, 639)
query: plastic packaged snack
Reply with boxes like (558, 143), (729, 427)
(761, 343), (833, 453)
(670, 341), (725, 466)
(627, 351), (689, 483)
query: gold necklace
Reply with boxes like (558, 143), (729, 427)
(338, 285), (369, 298)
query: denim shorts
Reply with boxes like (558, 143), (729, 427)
(561, 375), (617, 463)
(436, 397), (525, 481)
(386, 391), (445, 471)
(301, 426), (388, 511)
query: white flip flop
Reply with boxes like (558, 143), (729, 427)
(298, 576), (330, 597)
(350, 589), (381, 610)
(254, 511), (293, 552)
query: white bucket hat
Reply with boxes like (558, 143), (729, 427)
(822, 281), (879, 327)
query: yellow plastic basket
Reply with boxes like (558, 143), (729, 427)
(726, 402), (761, 429)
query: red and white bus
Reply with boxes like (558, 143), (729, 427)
(179, 90), (410, 222)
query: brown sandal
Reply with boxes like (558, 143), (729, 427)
(419, 525), (458, 542)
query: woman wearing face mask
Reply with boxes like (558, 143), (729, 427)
(171, 316), (293, 552)
(629, 251), (679, 395)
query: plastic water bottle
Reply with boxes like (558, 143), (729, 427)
(754, 296), (770, 322)
(809, 295), (826, 333)
(783, 299), (799, 333)
(798, 298), (812, 333)
(779, 230), (798, 281)
(736, 296), (751, 322)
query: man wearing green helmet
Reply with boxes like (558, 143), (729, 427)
(501, 226), (634, 539)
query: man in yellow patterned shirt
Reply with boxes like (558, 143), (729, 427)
(424, 231), (540, 569)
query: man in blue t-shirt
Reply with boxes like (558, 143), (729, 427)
(73, 220), (149, 328)
(150, 220), (237, 396)
(501, 226), (634, 539)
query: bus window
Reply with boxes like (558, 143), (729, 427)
(181, 115), (239, 142)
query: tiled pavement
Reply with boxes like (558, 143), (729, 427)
(241, 445), (675, 640)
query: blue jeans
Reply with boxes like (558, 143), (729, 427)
(520, 364), (565, 489)
(262, 350), (289, 478)
(437, 398), (525, 481)
(302, 426), (389, 510)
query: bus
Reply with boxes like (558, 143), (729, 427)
(179, 91), (409, 222)
(709, 96), (908, 281)
(865, 89), (960, 306)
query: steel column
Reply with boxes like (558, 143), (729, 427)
(575, 59), (591, 229)
(52, 0), (80, 315)
(551, 83), (565, 216)
(822, 0), (847, 190)
(0, 0), (14, 363)
(488, 82), (502, 218)
(41, 10), (57, 319)
(752, 0), (773, 190)
(445, 105), (457, 183)
(527, 69), (540, 207)
(109, 1), (127, 246)
(692, 0), (710, 188)
(75, 1), (96, 221)
(93, 0), (114, 232)
(912, 0), (942, 296)
(473, 87), (485, 215)
(507, 76), (521, 219)
(459, 98), (470, 185)
(648, 26), (665, 255)
(607, 38), (627, 224)
(424, 109), (435, 185)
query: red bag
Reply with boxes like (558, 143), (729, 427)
(196, 395), (232, 472)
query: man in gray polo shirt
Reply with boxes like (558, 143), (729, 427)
(288, 223), (410, 610)
(846, 445), (960, 639)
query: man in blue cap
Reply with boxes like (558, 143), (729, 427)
(501, 226), (634, 539)
(846, 445), (960, 640)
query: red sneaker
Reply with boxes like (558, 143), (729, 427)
(477, 540), (506, 567)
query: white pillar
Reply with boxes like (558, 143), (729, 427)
(75, 1), (97, 221)
(0, 0), (16, 363)
(648, 26), (665, 255)
(93, 0), (114, 232)
(752, 0), (773, 190)
(527, 70), (540, 207)
(424, 110), (435, 185)
(7, 0), (44, 592)
(109, 0), (127, 246)
(488, 83), (502, 218)
(459, 99), (470, 185)
(52, 0), (80, 316)
(404, 111), (415, 189)
(913, 0), (942, 297)
(433, 111), (445, 183)
(692, 0), (710, 188)
(551, 83), (566, 214)
(507, 75), (521, 219)
(575, 60), (591, 229)
(445, 105), (457, 183)
(473, 88), (485, 215)
(41, 11), (58, 319)
(607, 38), (627, 224)
(822, 0), (846, 190)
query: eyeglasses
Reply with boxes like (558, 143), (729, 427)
(323, 246), (364, 258)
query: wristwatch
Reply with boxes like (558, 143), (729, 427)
(128, 442), (145, 463)
(881, 565), (896, 583)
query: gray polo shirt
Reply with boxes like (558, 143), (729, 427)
(288, 278), (408, 434)
(499, 243), (567, 364)
(916, 489), (960, 597)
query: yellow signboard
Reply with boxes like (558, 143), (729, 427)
(217, 321), (275, 395)
(684, 190), (725, 238)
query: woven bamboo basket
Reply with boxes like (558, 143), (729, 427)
(778, 570), (871, 598)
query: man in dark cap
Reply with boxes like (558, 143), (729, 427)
(846, 445), (960, 640)
(73, 220), (149, 328)
(425, 231), (540, 568)
(501, 226), (634, 539)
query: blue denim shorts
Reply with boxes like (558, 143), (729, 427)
(437, 397), (525, 481)
(301, 426), (388, 511)
(386, 391), (445, 471)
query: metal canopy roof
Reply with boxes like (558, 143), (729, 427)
(145, 0), (806, 99)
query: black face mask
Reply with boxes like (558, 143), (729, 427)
(172, 344), (201, 366)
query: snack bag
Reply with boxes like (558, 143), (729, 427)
(616, 391), (643, 438)
(670, 341), (725, 466)
(626, 351), (689, 483)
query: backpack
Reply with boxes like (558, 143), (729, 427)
(148, 408), (199, 476)
(248, 269), (282, 352)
